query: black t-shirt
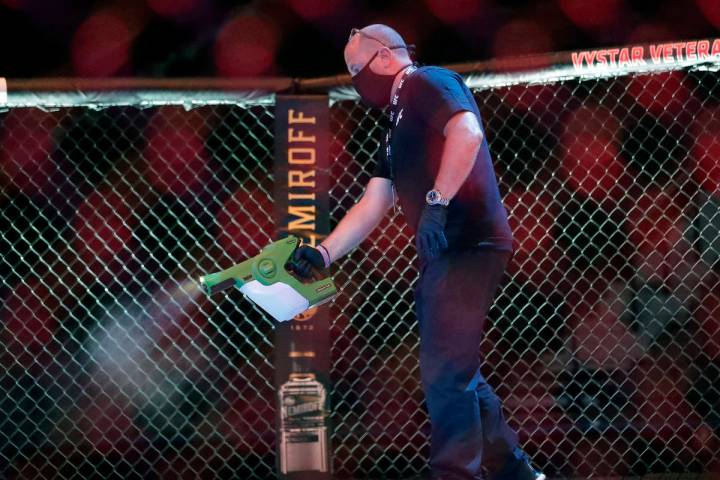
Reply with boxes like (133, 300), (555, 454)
(373, 65), (513, 252)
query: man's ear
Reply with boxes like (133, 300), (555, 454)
(377, 47), (393, 68)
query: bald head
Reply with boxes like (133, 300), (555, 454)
(362, 24), (407, 49)
(344, 24), (412, 77)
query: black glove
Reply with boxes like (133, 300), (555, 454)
(291, 245), (327, 279)
(415, 204), (449, 262)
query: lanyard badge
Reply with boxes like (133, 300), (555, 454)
(384, 64), (416, 215)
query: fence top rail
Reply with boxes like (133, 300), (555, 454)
(6, 77), (294, 92)
(1, 37), (719, 107)
(0, 77), (293, 109)
(325, 37), (720, 101)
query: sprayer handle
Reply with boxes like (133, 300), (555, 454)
(291, 245), (326, 279)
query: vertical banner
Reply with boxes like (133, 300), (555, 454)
(273, 95), (332, 480)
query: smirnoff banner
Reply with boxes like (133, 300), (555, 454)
(273, 95), (332, 479)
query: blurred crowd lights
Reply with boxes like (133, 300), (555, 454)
(145, 106), (212, 196)
(216, 185), (274, 262)
(146, 0), (200, 18)
(71, 9), (137, 77)
(424, 0), (485, 23)
(2, 277), (62, 367)
(214, 14), (280, 77)
(0, 109), (58, 195)
(696, 0), (720, 28)
(3, 0), (720, 77)
(692, 106), (720, 194)
(1, 0), (720, 77)
(491, 18), (554, 59)
(558, 0), (623, 30)
(73, 187), (137, 283)
(287, 0), (349, 21)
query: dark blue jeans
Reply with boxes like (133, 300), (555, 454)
(415, 248), (532, 480)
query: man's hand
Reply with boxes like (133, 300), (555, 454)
(291, 245), (328, 279)
(416, 204), (449, 262)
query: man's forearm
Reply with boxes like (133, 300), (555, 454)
(319, 201), (385, 263)
(433, 130), (482, 200)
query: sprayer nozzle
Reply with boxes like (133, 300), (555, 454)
(198, 275), (236, 296)
(198, 276), (210, 295)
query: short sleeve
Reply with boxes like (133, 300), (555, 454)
(371, 135), (392, 179)
(410, 68), (477, 134)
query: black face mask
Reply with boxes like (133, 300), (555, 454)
(352, 51), (409, 109)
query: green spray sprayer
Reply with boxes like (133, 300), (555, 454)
(198, 236), (337, 322)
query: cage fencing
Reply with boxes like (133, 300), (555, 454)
(1, 48), (720, 479)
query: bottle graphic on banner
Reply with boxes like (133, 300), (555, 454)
(278, 339), (329, 474)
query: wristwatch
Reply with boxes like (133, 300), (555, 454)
(425, 189), (450, 207)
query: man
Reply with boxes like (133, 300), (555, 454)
(292, 24), (545, 480)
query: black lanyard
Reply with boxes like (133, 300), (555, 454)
(385, 64), (417, 181)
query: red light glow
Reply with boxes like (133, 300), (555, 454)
(561, 134), (627, 201)
(424, 0), (484, 23)
(73, 187), (136, 284)
(691, 107), (720, 196)
(505, 188), (564, 293)
(2, 277), (62, 365)
(627, 22), (675, 44)
(287, 0), (348, 20)
(80, 394), (139, 455)
(559, 106), (629, 204)
(146, 0), (199, 17)
(697, 0), (720, 28)
(71, 11), (132, 76)
(0, 109), (58, 195)
(492, 19), (553, 58)
(625, 187), (697, 289)
(216, 186), (274, 262)
(214, 15), (278, 77)
(558, 0), (622, 30)
(144, 107), (210, 196)
(626, 71), (693, 122)
(0, 0), (23, 9)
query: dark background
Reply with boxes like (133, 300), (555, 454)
(0, 0), (718, 79)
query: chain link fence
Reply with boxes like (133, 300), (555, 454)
(2, 56), (720, 479)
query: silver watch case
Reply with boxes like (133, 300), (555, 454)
(426, 189), (449, 207)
